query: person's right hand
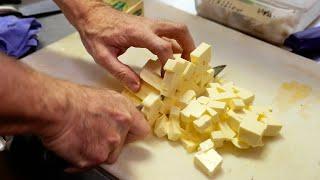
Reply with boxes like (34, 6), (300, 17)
(37, 82), (150, 172)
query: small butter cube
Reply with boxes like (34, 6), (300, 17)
(169, 106), (180, 120)
(206, 88), (220, 98)
(207, 101), (226, 113)
(134, 82), (159, 100)
(161, 71), (181, 97)
(214, 91), (237, 102)
(142, 93), (161, 109)
(181, 138), (198, 153)
(194, 149), (222, 177)
(261, 118), (282, 136)
(180, 110), (193, 123)
(228, 99), (245, 111)
(182, 62), (196, 80)
(238, 119), (266, 147)
(193, 115), (212, 133)
(211, 131), (226, 148)
(185, 100), (207, 119)
(227, 110), (243, 131)
(140, 68), (162, 91)
(178, 90), (196, 107)
(154, 115), (169, 138)
(197, 96), (210, 105)
(218, 121), (236, 140)
(141, 107), (161, 127)
(206, 108), (219, 123)
(168, 119), (182, 141)
(160, 97), (176, 114)
(173, 54), (181, 59)
(163, 59), (184, 73)
(236, 88), (255, 104)
(198, 139), (214, 152)
(191, 42), (212, 64)
(231, 138), (250, 149)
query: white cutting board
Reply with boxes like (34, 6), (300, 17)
(22, 1), (320, 179)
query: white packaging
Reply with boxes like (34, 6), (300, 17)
(195, 0), (320, 44)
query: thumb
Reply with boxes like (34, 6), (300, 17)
(95, 45), (141, 92)
(127, 109), (150, 142)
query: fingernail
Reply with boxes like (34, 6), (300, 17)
(130, 81), (140, 92)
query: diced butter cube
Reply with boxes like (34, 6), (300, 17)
(218, 121), (236, 140)
(182, 62), (196, 80)
(238, 119), (266, 147)
(142, 93), (162, 109)
(173, 53), (181, 59)
(207, 101), (226, 113)
(134, 82), (159, 100)
(163, 59), (184, 73)
(160, 97), (176, 114)
(141, 107), (161, 127)
(181, 138), (198, 153)
(228, 99), (245, 111)
(206, 108), (219, 123)
(231, 138), (250, 149)
(140, 67), (162, 91)
(191, 42), (212, 65)
(169, 106), (180, 120)
(227, 110), (243, 131)
(211, 131), (226, 148)
(236, 88), (255, 104)
(197, 96), (210, 105)
(198, 139), (214, 152)
(168, 119), (182, 141)
(154, 115), (169, 138)
(180, 110), (195, 123)
(184, 100), (207, 119)
(193, 115), (212, 133)
(161, 71), (181, 97)
(261, 118), (282, 136)
(206, 88), (220, 98)
(214, 91), (237, 102)
(194, 149), (222, 177)
(178, 90), (196, 107)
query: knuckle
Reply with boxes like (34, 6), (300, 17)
(158, 42), (172, 54)
(176, 23), (188, 33)
(116, 112), (132, 125)
(113, 68), (128, 82)
(108, 134), (121, 147)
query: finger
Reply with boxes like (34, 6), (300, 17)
(128, 31), (173, 66)
(128, 108), (150, 141)
(162, 37), (183, 54)
(95, 44), (141, 92)
(152, 21), (195, 60)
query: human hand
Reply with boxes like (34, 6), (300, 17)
(38, 82), (150, 172)
(75, 4), (195, 92)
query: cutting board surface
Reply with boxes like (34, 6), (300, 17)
(22, 1), (320, 179)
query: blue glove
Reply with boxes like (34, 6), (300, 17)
(0, 15), (42, 58)
(284, 27), (320, 61)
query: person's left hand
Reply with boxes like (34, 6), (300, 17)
(75, 4), (195, 92)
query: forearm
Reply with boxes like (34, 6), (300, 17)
(53, 0), (115, 30)
(0, 53), (69, 136)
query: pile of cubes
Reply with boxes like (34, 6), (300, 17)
(122, 43), (282, 176)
